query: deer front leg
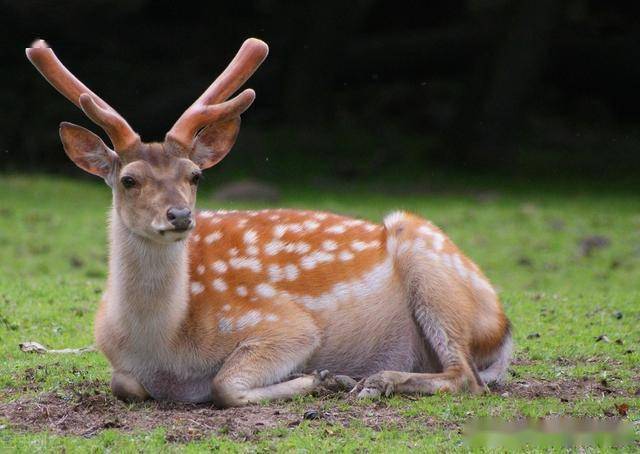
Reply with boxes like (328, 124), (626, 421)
(111, 371), (149, 402)
(211, 321), (322, 408)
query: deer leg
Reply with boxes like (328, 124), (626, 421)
(211, 321), (322, 408)
(111, 371), (149, 402)
(359, 287), (483, 398)
(215, 369), (331, 408)
(358, 367), (482, 398)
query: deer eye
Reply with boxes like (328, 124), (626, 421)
(120, 176), (136, 188)
(191, 172), (201, 185)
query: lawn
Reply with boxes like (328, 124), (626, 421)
(0, 174), (638, 452)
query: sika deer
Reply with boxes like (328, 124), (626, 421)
(26, 38), (512, 407)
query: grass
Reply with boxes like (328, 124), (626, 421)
(0, 173), (639, 452)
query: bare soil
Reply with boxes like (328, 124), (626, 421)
(0, 376), (634, 442)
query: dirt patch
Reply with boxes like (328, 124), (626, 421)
(495, 377), (630, 400)
(0, 377), (634, 442)
(0, 381), (428, 442)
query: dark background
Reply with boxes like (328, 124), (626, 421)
(2, 0), (640, 185)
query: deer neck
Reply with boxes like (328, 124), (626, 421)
(106, 207), (190, 339)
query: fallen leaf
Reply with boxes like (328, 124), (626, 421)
(595, 335), (610, 343)
(614, 403), (629, 417)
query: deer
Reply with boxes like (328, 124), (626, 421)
(26, 38), (512, 407)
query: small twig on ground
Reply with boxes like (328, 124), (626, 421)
(19, 341), (96, 355)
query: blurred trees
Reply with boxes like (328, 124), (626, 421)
(2, 0), (639, 179)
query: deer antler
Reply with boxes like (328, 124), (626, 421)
(26, 39), (139, 151)
(166, 38), (269, 148)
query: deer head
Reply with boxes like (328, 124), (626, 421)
(26, 39), (268, 243)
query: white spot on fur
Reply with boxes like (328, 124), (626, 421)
(265, 240), (310, 255)
(229, 248), (239, 257)
(351, 240), (380, 251)
(196, 265), (205, 275)
(218, 317), (233, 333)
(284, 264), (299, 281)
(300, 250), (334, 270)
(236, 310), (262, 329)
(272, 223), (304, 238)
(313, 213), (329, 221)
(273, 225), (288, 238)
(268, 264), (284, 282)
(265, 313), (279, 322)
(325, 224), (347, 234)
(452, 254), (468, 279)
(204, 231), (222, 244)
(192, 234), (200, 242)
(418, 225), (445, 251)
(230, 257), (262, 273)
(338, 250), (354, 261)
(190, 281), (204, 295)
(256, 283), (277, 298)
(268, 215), (280, 221)
(265, 240), (284, 256)
(246, 245), (259, 256)
(199, 211), (214, 218)
(212, 260), (228, 274)
(243, 230), (258, 244)
(286, 223), (303, 234)
(289, 242), (310, 254)
(322, 240), (338, 251)
(303, 220), (320, 231)
(222, 304), (231, 312)
(236, 286), (248, 297)
(213, 278), (228, 292)
(237, 219), (248, 228)
(417, 225), (433, 236)
(432, 234), (445, 251)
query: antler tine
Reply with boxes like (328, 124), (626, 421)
(26, 39), (139, 151)
(167, 38), (269, 147)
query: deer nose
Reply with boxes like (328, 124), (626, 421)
(166, 207), (192, 230)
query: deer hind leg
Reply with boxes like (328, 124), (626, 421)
(211, 313), (323, 408)
(357, 213), (494, 399)
(358, 302), (483, 398)
(359, 242), (483, 397)
(357, 315), (483, 398)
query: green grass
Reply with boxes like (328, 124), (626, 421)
(0, 174), (639, 452)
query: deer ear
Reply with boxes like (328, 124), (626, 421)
(59, 122), (118, 178)
(190, 118), (240, 169)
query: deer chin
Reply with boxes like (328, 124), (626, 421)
(146, 225), (193, 244)
(120, 221), (192, 244)
(156, 228), (192, 243)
